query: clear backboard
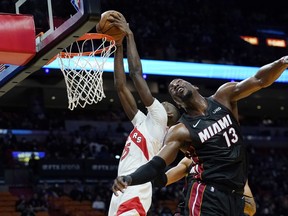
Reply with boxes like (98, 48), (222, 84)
(0, 0), (101, 97)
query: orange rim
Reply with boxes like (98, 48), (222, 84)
(77, 33), (115, 42)
(46, 33), (115, 64)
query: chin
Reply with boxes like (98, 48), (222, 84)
(182, 90), (193, 101)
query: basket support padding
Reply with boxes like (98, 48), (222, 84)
(0, 14), (36, 66)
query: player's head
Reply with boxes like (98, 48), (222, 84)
(168, 79), (200, 110)
(161, 101), (180, 127)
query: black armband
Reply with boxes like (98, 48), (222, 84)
(153, 171), (168, 188)
(129, 156), (166, 186)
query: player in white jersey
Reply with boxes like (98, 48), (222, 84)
(108, 13), (180, 216)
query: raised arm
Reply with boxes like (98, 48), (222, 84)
(215, 56), (288, 103)
(126, 31), (154, 106)
(113, 43), (138, 121)
(109, 13), (154, 107)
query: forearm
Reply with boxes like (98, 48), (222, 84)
(244, 196), (256, 216)
(128, 156), (167, 185)
(166, 171), (186, 186)
(114, 44), (126, 88)
(153, 171), (168, 188)
(126, 31), (142, 77)
(255, 56), (288, 87)
(154, 162), (187, 187)
(125, 31), (154, 106)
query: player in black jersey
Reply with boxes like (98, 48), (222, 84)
(112, 56), (288, 215)
(155, 157), (256, 216)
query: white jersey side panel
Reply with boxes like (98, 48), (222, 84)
(118, 99), (167, 176)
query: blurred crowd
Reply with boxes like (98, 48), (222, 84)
(101, 0), (288, 67)
(1, 1), (288, 216)
(0, 106), (287, 216)
(0, 106), (287, 163)
(1, 0), (288, 67)
(5, 146), (288, 216)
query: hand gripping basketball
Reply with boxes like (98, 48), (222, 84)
(96, 10), (126, 45)
(107, 13), (131, 36)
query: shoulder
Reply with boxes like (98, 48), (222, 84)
(212, 82), (239, 108)
(213, 82), (238, 98)
(169, 122), (188, 131)
(167, 123), (191, 140)
(146, 98), (168, 122)
(131, 110), (146, 126)
(147, 98), (165, 112)
(146, 97), (159, 108)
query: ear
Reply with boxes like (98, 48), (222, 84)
(167, 112), (173, 118)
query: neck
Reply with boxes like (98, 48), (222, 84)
(186, 95), (207, 116)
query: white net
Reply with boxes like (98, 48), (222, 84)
(57, 34), (116, 110)
(0, 64), (5, 72)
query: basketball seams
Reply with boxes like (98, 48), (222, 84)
(96, 10), (125, 44)
(101, 18), (113, 34)
(98, 10), (116, 33)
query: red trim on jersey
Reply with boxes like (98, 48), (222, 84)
(188, 181), (206, 216)
(129, 127), (149, 160)
(192, 155), (200, 164)
(117, 197), (146, 216)
(195, 164), (204, 180)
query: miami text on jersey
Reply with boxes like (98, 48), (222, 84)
(198, 114), (233, 143)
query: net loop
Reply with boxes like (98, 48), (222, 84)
(0, 64), (5, 72)
(57, 33), (116, 110)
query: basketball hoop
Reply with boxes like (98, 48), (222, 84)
(56, 33), (116, 110)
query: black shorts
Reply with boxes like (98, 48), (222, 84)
(184, 180), (245, 216)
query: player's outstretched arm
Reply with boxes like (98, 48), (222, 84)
(153, 157), (194, 188)
(253, 56), (288, 88)
(215, 56), (288, 103)
(113, 43), (138, 121)
(244, 180), (256, 216)
(108, 13), (154, 107)
(165, 157), (193, 186)
(126, 30), (154, 107)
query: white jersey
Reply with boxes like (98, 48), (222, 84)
(118, 99), (168, 176)
(108, 99), (168, 216)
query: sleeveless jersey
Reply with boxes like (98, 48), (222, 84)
(179, 97), (248, 190)
(118, 99), (168, 176)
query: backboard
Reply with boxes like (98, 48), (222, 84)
(0, 0), (101, 97)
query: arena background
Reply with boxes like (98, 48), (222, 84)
(0, 0), (287, 216)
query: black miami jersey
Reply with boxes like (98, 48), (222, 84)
(179, 96), (248, 191)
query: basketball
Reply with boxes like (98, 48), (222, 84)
(96, 10), (125, 44)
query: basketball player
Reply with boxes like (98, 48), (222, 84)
(107, 13), (180, 216)
(155, 157), (256, 216)
(112, 55), (288, 215)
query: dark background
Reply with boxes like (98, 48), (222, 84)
(0, 0), (287, 216)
